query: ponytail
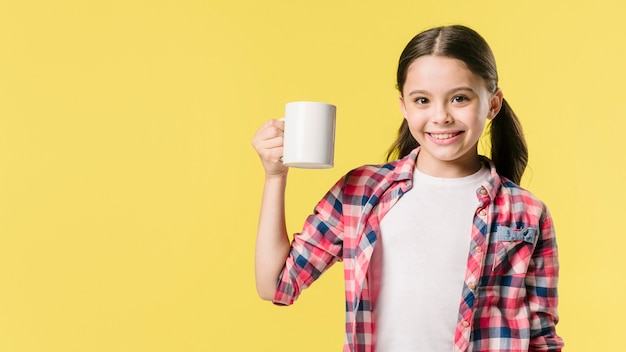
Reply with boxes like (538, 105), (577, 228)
(489, 98), (528, 184)
(386, 119), (418, 162)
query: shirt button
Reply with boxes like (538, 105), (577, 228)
(479, 188), (487, 196)
(468, 281), (476, 290)
(478, 209), (487, 216)
(475, 246), (483, 253)
(462, 320), (470, 328)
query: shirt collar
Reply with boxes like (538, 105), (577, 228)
(388, 147), (502, 200)
(479, 155), (502, 201)
(388, 148), (418, 182)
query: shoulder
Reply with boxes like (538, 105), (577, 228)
(343, 156), (411, 194)
(482, 157), (548, 213)
(344, 148), (417, 186)
(346, 162), (395, 182)
(340, 163), (392, 198)
(496, 176), (550, 219)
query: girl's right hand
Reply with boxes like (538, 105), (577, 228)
(251, 119), (288, 177)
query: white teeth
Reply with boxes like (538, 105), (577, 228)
(430, 133), (456, 140)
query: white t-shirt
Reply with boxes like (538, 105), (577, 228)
(369, 166), (490, 351)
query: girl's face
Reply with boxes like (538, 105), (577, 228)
(399, 55), (502, 178)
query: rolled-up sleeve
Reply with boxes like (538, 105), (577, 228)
(273, 176), (346, 306)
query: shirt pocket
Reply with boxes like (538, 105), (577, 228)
(492, 225), (538, 275)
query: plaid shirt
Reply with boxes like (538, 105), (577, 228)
(274, 148), (563, 352)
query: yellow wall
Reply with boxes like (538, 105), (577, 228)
(1, 0), (624, 350)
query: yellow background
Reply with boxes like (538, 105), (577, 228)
(1, 0), (624, 351)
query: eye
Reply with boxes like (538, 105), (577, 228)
(452, 95), (469, 103)
(414, 97), (429, 105)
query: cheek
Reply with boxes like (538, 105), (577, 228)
(472, 116), (490, 137)
(464, 106), (489, 124)
(404, 118), (427, 142)
(404, 106), (427, 120)
(403, 112), (427, 132)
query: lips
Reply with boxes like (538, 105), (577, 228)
(428, 131), (463, 140)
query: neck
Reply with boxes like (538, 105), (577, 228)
(415, 153), (483, 178)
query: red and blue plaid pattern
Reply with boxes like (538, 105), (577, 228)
(273, 148), (563, 352)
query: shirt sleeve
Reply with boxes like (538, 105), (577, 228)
(526, 207), (565, 351)
(273, 175), (346, 306)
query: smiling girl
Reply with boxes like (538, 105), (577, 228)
(252, 25), (564, 352)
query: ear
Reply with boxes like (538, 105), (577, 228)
(399, 95), (408, 119)
(488, 89), (504, 120)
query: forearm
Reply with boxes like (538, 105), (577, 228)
(255, 173), (291, 300)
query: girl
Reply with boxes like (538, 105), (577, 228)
(252, 25), (563, 352)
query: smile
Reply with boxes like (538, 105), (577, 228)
(428, 132), (462, 140)
(426, 131), (464, 145)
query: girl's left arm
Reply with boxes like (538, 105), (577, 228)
(527, 208), (565, 351)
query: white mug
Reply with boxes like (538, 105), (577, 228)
(282, 101), (336, 169)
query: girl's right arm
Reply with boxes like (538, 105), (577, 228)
(251, 119), (291, 300)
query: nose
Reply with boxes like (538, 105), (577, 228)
(432, 104), (453, 124)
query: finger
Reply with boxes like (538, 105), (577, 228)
(255, 119), (284, 135)
(253, 126), (282, 145)
(252, 133), (284, 152)
(259, 135), (284, 149)
(268, 119), (285, 134)
(254, 143), (283, 164)
(253, 126), (284, 150)
(257, 146), (284, 163)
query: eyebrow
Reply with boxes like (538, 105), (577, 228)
(406, 86), (476, 96)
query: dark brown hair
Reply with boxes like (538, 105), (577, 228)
(387, 25), (528, 184)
